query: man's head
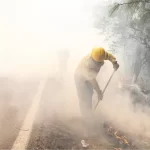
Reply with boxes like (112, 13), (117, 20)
(91, 47), (106, 62)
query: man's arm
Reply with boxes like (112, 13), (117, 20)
(105, 51), (119, 70)
(105, 51), (116, 62)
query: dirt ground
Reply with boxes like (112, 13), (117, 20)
(27, 77), (142, 150)
(27, 77), (110, 149)
(27, 113), (139, 149)
(0, 76), (150, 149)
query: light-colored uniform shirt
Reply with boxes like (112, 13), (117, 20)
(75, 52), (116, 81)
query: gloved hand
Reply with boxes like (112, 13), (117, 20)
(98, 90), (103, 101)
(113, 61), (119, 71)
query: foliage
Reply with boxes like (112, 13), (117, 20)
(94, 0), (150, 89)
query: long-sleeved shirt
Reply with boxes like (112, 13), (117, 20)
(75, 51), (116, 81)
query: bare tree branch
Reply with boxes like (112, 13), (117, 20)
(110, 4), (120, 16)
(119, 0), (150, 5)
(110, 0), (150, 16)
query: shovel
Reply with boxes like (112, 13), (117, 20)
(94, 70), (116, 111)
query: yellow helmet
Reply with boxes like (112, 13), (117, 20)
(91, 47), (106, 62)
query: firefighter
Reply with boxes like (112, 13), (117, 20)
(74, 47), (119, 119)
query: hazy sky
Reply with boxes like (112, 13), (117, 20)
(0, 0), (112, 76)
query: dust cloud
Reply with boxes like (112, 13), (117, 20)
(0, 0), (150, 148)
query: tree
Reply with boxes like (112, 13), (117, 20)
(110, 0), (150, 84)
(94, 3), (135, 77)
(94, 0), (150, 92)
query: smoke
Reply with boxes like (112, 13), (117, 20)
(0, 0), (98, 77)
(1, 0), (150, 147)
(93, 63), (150, 141)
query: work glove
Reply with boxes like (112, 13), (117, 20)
(113, 61), (119, 71)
